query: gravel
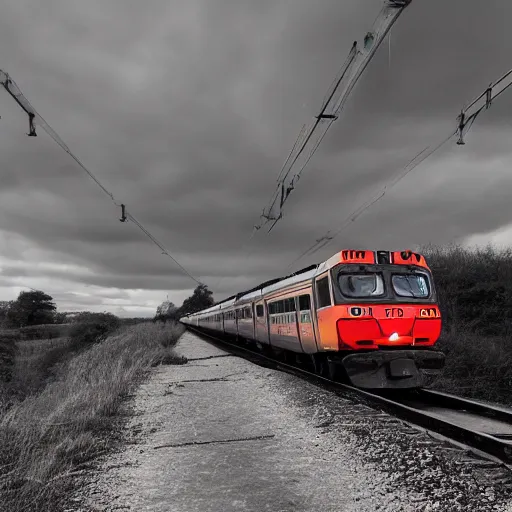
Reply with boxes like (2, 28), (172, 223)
(69, 332), (512, 512)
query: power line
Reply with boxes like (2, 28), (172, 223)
(254, 0), (414, 233)
(456, 67), (512, 145)
(281, 132), (456, 273)
(286, 66), (512, 272)
(0, 69), (203, 287)
(215, 0), (415, 297)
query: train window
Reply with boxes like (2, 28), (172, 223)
(256, 305), (264, 317)
(316, 277), (331, 308)
(392, 273), (430, 298)
(339, 273), (384, 298)
(298, 294), (311, 311)
(300, 311), (311, 323)
(283, 298), (296, 313)
(244, 307), (252, 319)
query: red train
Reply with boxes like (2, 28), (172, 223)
(180, 249), (445, 389)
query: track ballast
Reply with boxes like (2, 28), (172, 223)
(186, 326), (512, 466)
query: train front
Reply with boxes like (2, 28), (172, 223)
(319, 250), (445, 389)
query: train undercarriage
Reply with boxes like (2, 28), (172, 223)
(194, 326), (445, 390)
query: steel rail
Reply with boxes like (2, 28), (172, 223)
(185, 326), (512, 465)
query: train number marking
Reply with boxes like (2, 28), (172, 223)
(350, 307), (373, 317)
(385, 308), (404, 318)
(420, 308), (438, 318)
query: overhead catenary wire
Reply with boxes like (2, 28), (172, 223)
(254, 0), (414, 233)
(286, 131), (458, 271)
(216, 0), (415, 298)
(0, 69), (204, 287)
(286, 66), (512, 273)
(456, 67), (512, 145)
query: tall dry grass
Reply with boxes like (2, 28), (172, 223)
(0, 321), (185, 512)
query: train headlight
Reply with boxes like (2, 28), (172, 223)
(389, 332), (399, 341)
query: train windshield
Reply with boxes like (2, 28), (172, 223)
(338, 273), (385, 298)
(392, 273), (430, 298)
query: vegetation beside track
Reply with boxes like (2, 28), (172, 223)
(424, 244), (512, 405)
(0, 319), (185, 512)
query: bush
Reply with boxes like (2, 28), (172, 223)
(18, 324), (72, 341)
(423, 244), (512, 404)
(424, 244), (512, 337)
(433, 329), (512, 404)
(69, 313), (121, 346)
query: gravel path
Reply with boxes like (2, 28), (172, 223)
(74, 331), (512, 511)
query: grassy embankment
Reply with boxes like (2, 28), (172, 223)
(0, 318), (185, 512)
(425, 244), (512, 405)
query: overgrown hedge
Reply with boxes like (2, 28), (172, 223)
(69, 313), (121, 346)
(424, 244), (512, 403)
(17, 324), (73, 341)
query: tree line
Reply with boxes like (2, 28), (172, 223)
(0, 284), (215, 329)
(154, 284), (214, 322)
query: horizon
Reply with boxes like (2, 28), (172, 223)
(1, 0), (512, 317)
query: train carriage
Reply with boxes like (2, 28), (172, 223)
(180, 248), (445, 390)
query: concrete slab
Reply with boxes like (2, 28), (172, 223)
(79, 331), (512, 512)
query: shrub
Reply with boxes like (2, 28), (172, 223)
(18, 324), (72, 341)
(433, 328), (512, 404)
(424, 244), (512, 337)
(423, 244), (512, 404)
(69, 313), (121, 346)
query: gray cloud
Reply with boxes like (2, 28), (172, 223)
(0, 0), (511, 313)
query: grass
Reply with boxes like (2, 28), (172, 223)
(424, 244), (512, 405)
(0, 321), (185, 512)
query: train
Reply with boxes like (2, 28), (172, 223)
(179, 248), (445, 389)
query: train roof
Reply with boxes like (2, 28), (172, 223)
(184, 248), (430, 318)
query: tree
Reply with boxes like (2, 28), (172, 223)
(154, 300), (179, 323)
(6, 290), (57, 328)
(177, 284), (214, 317)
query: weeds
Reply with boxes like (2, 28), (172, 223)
(0, 321), (185, 512)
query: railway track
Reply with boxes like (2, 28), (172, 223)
(186, 326), (512, 466)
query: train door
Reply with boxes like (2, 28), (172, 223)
(254, 300), (270, 345)
(296, 292), (318, 353)
(250, 303), (256, 341)
(314, 272), (337, 351)
(236, 308), (242, 337)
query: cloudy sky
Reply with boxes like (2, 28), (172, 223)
(0, 0), (511, 317)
